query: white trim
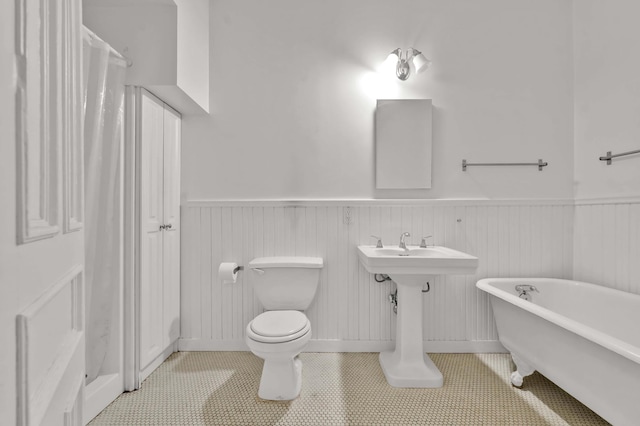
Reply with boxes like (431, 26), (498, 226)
(185, 198), (575, 208)
(122, 86), (138, 392)
(306, 340), (394, 353)
(17, 266), (84, 426)
(423, 340), (507, 353)
(178, 339), (248, 352)
(62, 0), (83, 234)
(83, 373), (121, 423)
(63, 374), (84, 426)
(178, 338), (507, 354)
(139, 341), (177, 384)
(16, 0), (61, 244)
(574, 196), (640, 206)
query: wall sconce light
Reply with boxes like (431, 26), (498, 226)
(385, 48), (431, 81)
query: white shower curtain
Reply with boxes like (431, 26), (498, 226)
(83, 28), (126, 384)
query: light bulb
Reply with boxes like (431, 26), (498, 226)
(412, 52), (431, 73)
(380, 48), (401, 74)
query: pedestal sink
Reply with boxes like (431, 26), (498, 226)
(357, 245), (478, 388)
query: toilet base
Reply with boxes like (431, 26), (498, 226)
(258, 356), (303, 400)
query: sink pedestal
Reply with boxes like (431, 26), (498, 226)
(356, 244), (479, 388)
(379, 274), (443, 388)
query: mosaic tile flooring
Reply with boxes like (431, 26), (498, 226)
(89, 352), (608, 425)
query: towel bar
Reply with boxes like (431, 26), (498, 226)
(599, 149), (640, 165)
(462, 159), (548, 171)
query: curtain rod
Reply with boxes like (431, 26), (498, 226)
(82, 25), (131, 67)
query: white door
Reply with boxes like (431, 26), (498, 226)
(163, 106), (181, 347)
(139, 90), (166, 370)
(1, 0), (86, 425)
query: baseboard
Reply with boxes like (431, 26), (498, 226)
(84, 373), (122, 424)
(139, 341), (178, 384)
(305, 340), (395, 353)
(423, 340), (507, 353)
(178, 338), (507, 354)
(179, 339), (249, 351)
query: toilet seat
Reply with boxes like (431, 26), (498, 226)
(248, 311), (310, 343)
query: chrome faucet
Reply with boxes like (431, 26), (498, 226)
(515, 285), (539, 301)
(399, 232), (411, 251)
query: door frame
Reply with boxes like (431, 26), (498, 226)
(123, 86), (140, 391)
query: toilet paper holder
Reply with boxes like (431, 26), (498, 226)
(218, 262), (244, 284)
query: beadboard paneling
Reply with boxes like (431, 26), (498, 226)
(180, 201), (574, 351)
(574, 201), (640, 295)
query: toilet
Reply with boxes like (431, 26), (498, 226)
(245, 256), (323, 400)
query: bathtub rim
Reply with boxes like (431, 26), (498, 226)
(476, 277), (640, 365)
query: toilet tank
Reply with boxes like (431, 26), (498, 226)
(248, 256), (323, 310)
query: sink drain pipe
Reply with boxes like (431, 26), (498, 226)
(374, 274), (391, 283)
(377, 275), (430, 314)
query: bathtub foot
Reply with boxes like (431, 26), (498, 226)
(510, 371), (525, 388)
(510, 353), (535, 388)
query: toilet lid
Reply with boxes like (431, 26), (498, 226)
(250, 311), (309, 337)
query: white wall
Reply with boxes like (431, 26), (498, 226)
(175, 0), (209, 112)
(179, 0), (577, 352)
(182, 0), (574, 200)
(84, 0), (210, 115)
(573, 0), (640, 201)
(84, 2), (177, 89)
(573, 0), (640, 295)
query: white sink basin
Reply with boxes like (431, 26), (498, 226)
(357, 245), (478, 275)
(357, 243), (479, 389)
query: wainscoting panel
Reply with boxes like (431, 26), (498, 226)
(62, 0), (84, 234)
(17, 266), (84, 426)
(16, 0), (60, 244)
(180, 200), (573, 351)
(574, 199), (640, 295)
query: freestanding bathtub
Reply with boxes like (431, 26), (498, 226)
(476, 277), (640, 426)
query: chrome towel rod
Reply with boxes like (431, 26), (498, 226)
(599, 148), (640, 165)
(462, 159), (548, 171)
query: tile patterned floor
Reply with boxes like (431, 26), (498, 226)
(89, 352), (609, 425)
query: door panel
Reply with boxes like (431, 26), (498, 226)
(139, 232), (164, 368)
(140, 92), (164, 234)
(138, 90), (166, 370)
(163, 106), (181, 230)
(163, 105), (181, 345)
(134, 90), (181, 381)
(5, 0), (86, 425)
(163, 226), (181, 345)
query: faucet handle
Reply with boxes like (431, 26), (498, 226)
(419, 235), (433, 248)
(370, 235), (383, 248)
